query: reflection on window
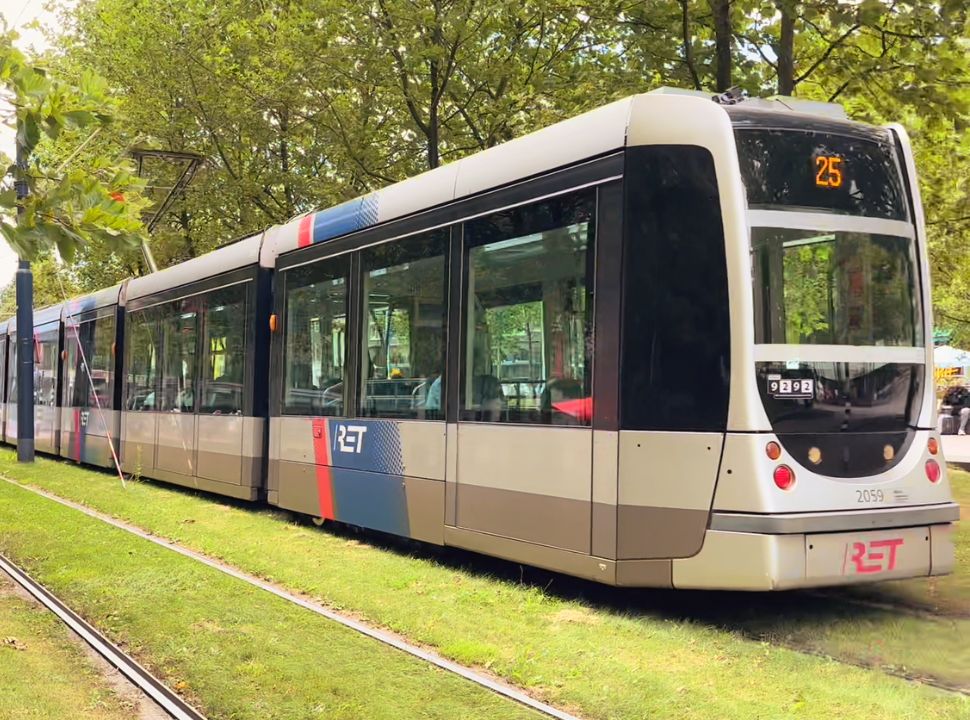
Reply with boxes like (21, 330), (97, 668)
(201, 284), (247, 415)
(34, 330), (58, 408)
(361, 231), (447, 420)
(462, 191), (594, 425)
(65, 314), (115, 409)
(5, 335), (13, 399)
(283, 257), (349, 416)
(159, 299), (198, 412)
(125, 310), (159, 411)
(752, 228), (921, 346)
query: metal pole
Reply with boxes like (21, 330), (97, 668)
(14, 121), (34, 463)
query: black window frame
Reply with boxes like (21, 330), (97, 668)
(63, 306), (117, 411)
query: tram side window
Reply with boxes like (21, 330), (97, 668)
(461, 190), (595, 425)
(0, 337), (6, 404)
(620, 145), (730, 432)
(360, 231), (447, 420)
(66, 314), (115, 410)
(7, 335), (14, 399)
(34, 329), (58, 408)
(159, 299), (199, 413)
(283, 256), (349, 416)
(125, 310), (159, 411)
(200, 284), (247, 415)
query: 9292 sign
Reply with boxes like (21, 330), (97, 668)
(767, 374), (814, 399)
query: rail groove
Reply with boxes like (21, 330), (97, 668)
(0, 477), (584, 720)
(0, 553), (208, 720)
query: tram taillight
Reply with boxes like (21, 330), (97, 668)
(928, 437), (939, 456)
(765, 441), (781, 460)
(926, 459), (941, 484)
(773, 465), (795, 491)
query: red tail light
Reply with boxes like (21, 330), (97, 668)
(773, 465), (795, 491)
(926, 459), (941, 484)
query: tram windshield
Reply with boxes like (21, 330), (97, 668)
(751, 228), (921, 347)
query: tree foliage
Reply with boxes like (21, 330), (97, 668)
(18, 0), (969, 343)
(0, 27), (148, 265)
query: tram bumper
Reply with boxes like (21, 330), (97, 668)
(670, 503), (959, 590)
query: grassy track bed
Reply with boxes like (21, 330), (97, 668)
(0, 573), (133, 719)
(838, 467), (970, 617)
(0, 452), (968, 718)
(0, 480), (542, 720)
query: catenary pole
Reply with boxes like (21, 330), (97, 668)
(14, 118), (34, 463)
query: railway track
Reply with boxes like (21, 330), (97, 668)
(0, 552), (208, 720)
(0, 477), (584, 720)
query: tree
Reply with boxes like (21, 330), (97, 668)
(0, 27), (148, 262)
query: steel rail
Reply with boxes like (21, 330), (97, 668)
(0, 552), (208, 720)
(1, 477), (584, 720)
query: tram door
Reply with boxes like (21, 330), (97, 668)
(454, 191), (595, 554)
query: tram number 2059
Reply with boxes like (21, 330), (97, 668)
(856, 489), (885, 504)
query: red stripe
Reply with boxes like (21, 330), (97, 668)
(297, 214), (313, 248)
(311, 418), (335, 520)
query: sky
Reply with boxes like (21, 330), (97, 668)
(0, 0), (63, 289)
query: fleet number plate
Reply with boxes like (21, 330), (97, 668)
(767, 374), (814, 399)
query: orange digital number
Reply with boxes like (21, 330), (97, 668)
(815, 155), (843, 188)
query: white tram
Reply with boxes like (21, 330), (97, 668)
(0, 89), (957, 589)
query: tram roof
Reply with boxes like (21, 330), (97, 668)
(260, 89), (860, 259)
(8, 301), (64, 332)
(62, 284), (124, 321)
(125, 233), (264, 302)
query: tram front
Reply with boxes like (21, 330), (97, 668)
(675, 104), (959, 589)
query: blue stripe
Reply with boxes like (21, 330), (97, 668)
(312, 194), (380, 244)
(330, 467), (410, 537)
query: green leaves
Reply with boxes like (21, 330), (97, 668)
(0, 27), (146, 264)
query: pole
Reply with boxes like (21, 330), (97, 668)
(14, 121), (34, 463)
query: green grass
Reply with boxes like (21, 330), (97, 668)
(0, 451), (967, 718)
(0, 481), (541, 720)
(840, 466), (970, 615)
(0, 574), (134, 719)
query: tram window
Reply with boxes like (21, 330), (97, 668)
(461, 190), (595, 425)
(34, 330), (58, 408)
(283, 256), (349, 416)
(0, 337), (6, 404)
(65, 314), (115, 409)
(159, 299), (199, 413)
(621, 146), (730, 432)
(7, 335), (14, 398)
(360, 231), (447, 420)
(751, 228), (921, 346)
(125, 310), (159, 411)
(200, 284), (247, 415)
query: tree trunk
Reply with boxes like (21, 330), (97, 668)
(777, 1), (796, 95)
(709, 0), (732, 91)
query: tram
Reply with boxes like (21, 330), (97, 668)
(0, 89), (958, 589)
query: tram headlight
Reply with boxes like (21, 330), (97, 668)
(773, 465), (796, 491)
(928, 437), (939, 456)
(883, 444), (895, 462)
(926, 459), (941, 484)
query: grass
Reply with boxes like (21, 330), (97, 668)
(0, 574), (134, 719)
(0, 481), (541, 720)
(840, 466), (970, 615)
(0, 450), (967, 718)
